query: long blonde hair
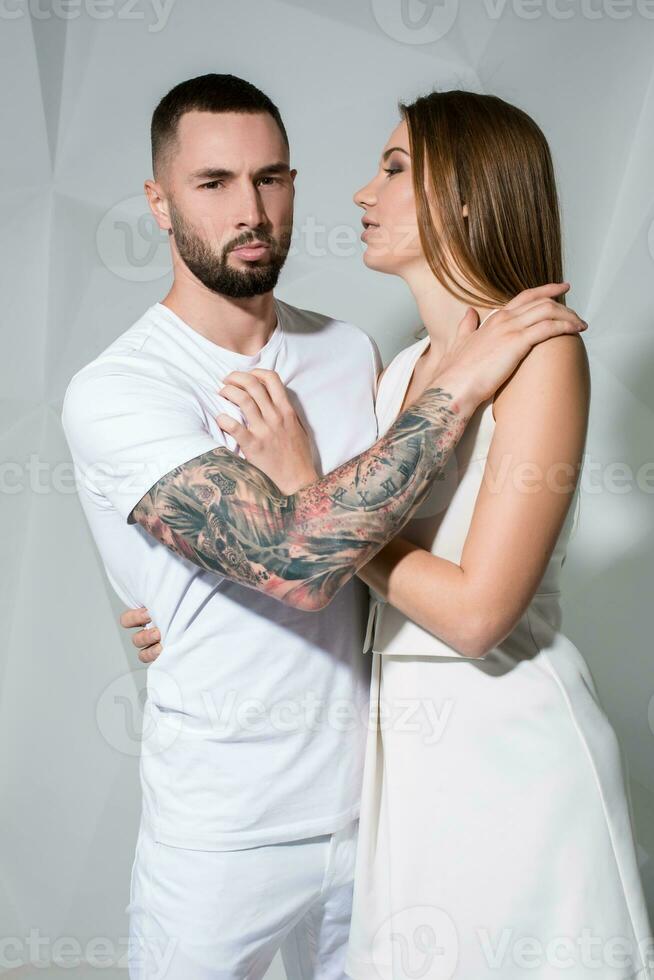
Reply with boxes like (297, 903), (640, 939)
(400, 89), (565, 308)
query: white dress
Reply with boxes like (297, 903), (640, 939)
(345, 329), (653, 980)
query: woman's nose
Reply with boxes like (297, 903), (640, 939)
(353, 179), (376, 209)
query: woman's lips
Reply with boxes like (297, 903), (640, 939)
(361, 224), (380, 241)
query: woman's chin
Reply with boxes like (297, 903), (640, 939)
(361, 247), (397, 276)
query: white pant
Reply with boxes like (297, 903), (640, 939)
(126, 814), (359, 980)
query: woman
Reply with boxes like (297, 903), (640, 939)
(123, 91), (653, 978)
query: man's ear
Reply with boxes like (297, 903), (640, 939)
(144, 178), (171, 231)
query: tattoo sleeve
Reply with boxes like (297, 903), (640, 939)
(131, 386), (469, 610)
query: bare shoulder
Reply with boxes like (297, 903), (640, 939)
(493, 332), (590, 423)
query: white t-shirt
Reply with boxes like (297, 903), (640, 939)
(61, 298), (381, 850)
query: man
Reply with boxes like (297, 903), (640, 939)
(61, 73), (585, 979)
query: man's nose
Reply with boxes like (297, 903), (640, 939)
(235, 182), (268, 228)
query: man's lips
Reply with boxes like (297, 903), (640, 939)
(230, 242), (271, 260)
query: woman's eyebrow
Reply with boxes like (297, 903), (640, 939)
(381, 147), (410, 162)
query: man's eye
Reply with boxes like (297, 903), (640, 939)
(258, 176), (280, 185)
(201, 180), (223, 190)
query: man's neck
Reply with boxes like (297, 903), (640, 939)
(160, 281), (278, 356)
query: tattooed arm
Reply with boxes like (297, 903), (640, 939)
(131, 284), (587, 611)
(131, 385), (468, 611)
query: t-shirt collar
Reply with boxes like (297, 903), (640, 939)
(152, 298), (285, 369)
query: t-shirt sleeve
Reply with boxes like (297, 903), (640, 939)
(61, 367), (226, 523)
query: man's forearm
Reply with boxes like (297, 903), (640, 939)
(132, 383), (471, 610)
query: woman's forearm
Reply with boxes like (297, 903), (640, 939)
(356, 538), (497, 658)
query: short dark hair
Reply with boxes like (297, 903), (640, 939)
(151, 73), (289, 179)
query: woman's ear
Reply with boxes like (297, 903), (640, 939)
(462, 203), (469, 218)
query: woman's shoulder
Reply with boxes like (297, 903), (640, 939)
(493, 332), (590, 423)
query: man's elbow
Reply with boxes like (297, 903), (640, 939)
(279, 586), (334, 613)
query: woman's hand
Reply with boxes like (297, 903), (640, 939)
(216, 368), (320, 495)
(119, 606), (162, 663)
(431, 283), (588, 413)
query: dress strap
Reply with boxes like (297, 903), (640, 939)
(375, 309), (502, 436)
(375, 337), (429, 436)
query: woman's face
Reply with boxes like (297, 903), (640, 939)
(353, 119), (425, 277)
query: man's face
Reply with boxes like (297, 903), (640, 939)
(154, 110), (295, 298)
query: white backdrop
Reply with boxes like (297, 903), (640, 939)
(1, 0), (653, 976)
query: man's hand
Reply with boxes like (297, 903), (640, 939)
(429, 283), (586, 414)
(215, 368), (319, 494)
(119, 606), (162, 663)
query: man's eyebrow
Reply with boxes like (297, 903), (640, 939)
(188, 162), (291, 181)
(189, 167), (232, 180)
(256, 161), (292, 176)
(381, 147), (410, 162)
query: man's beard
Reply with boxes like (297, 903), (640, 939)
(169, 201), (292, 299)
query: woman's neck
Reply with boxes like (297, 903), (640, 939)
(405, 266), (497, 363)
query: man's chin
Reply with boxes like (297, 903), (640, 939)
(202, 265), (282, 299)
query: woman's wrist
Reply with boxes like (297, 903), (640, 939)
(428, 369), (479, 419)
(281, 468), (320, 496)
